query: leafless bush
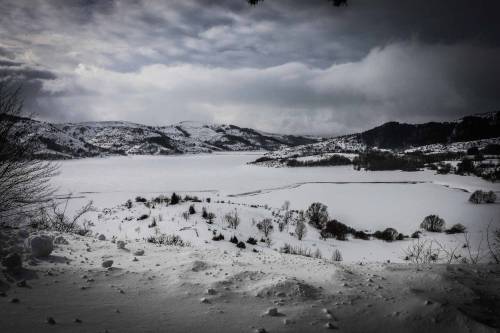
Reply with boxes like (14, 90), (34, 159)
(257, 218), (273, 237)
(305, 202), (329, 229)
(30, 198), (94, 235)
(279, 200), (292, 231)
(420, 215), (446, 232)
(486, 222), (500, 264)
(462, 231), (486, 264)
(331, 249), (343, 262)
(280, 243), (322, 259)
(146, 233), (190, 247)
(224, 209), (240, 229)
(294, 210), (307, 240)
(403, 239), (439, 265)
(469, 190), (497, 204)
(0, 83), (59, 221)
(434, 240), (462, 264)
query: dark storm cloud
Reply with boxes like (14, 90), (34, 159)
(0, 58), (58, 117)
(0, 0), (499, 134)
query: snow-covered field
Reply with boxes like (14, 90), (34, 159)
(3, 153), (500, 333)
(51, 153), (500, 263)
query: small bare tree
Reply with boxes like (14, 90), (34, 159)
(403, 239), (439, 265)
(486, 222), (500, 264)
(294, 211), (307, 240)
(257, 218), (273, 238)
(280, 200), (292, 232)
(331, 249), (343, 262)
(305, 202), (329, 229)
(224, 209), (240, 229)
(31, 196), (94, 234)
(463, 231), (486, 264)
(182, 211), (190, 222)
(434, 240), (462, 264)
(0, 83), (58, 221)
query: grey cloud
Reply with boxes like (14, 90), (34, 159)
(33, 42), (500, 135)
(0, 0), (499, 134)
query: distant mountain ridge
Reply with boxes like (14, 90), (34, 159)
(4, 116), (320, 159)
(360, 111), (499, 149)
(4, 111), (499, 160)
(255, 111), (500, 163)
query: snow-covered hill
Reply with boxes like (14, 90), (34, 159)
(252, 111), (500, 166)
(6, 117), (320, 159)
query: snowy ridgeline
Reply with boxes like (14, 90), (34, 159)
(253, 137), (500, 167)
(6, 110), (499, 161)
(8, 117), (319, 159)
(250, 110), (500, 167)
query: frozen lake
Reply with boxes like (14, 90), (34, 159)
(53, 153), (500, 235)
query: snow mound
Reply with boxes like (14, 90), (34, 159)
(191, 260), (209, 272)
(214, 270), (265, 288)
(255, 278), (321, 300)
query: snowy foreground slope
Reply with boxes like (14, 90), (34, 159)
(1, 226), (499, 333)
(5, 116), (319, 159)
(1, 153), (500, 332)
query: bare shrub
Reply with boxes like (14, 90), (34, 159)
(445, 223), (466, 234)
(354, 230), (370, 240)
(469, 190), (497, 204)
(224, 209), (240, 229)
(373, 228), (399, 241)
(461, 231), (488, 264)
(256, 218), (273, 237)
(206, 212), (216, 224)
(403, 239), (439, 265)
(420, 215), (446, 232)
(125, 199), (133, 209)
(484, 191), (497, 203)
(246, 237), (257, 245)
(279, 200), (292, 231)
(0, 83), (59, 221)
(280, 243), (321, 259)
(148, 217), (157, 228)
(331, 249), (343, 262)
(294, 211), (307, 240)
(230, 235), (238, 244)
(321, 219), (354, 240)
(146, 234), (190, 247)
(486, 223), (500, 264)
(434, 240), (462, 264)
(212, 233), (224, 241)
(30, 198), (94, 235)
(305, 202), (329, 229)
(170, 192), (180, 205)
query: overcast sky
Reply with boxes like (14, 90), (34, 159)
(1, 0), (499, 135)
